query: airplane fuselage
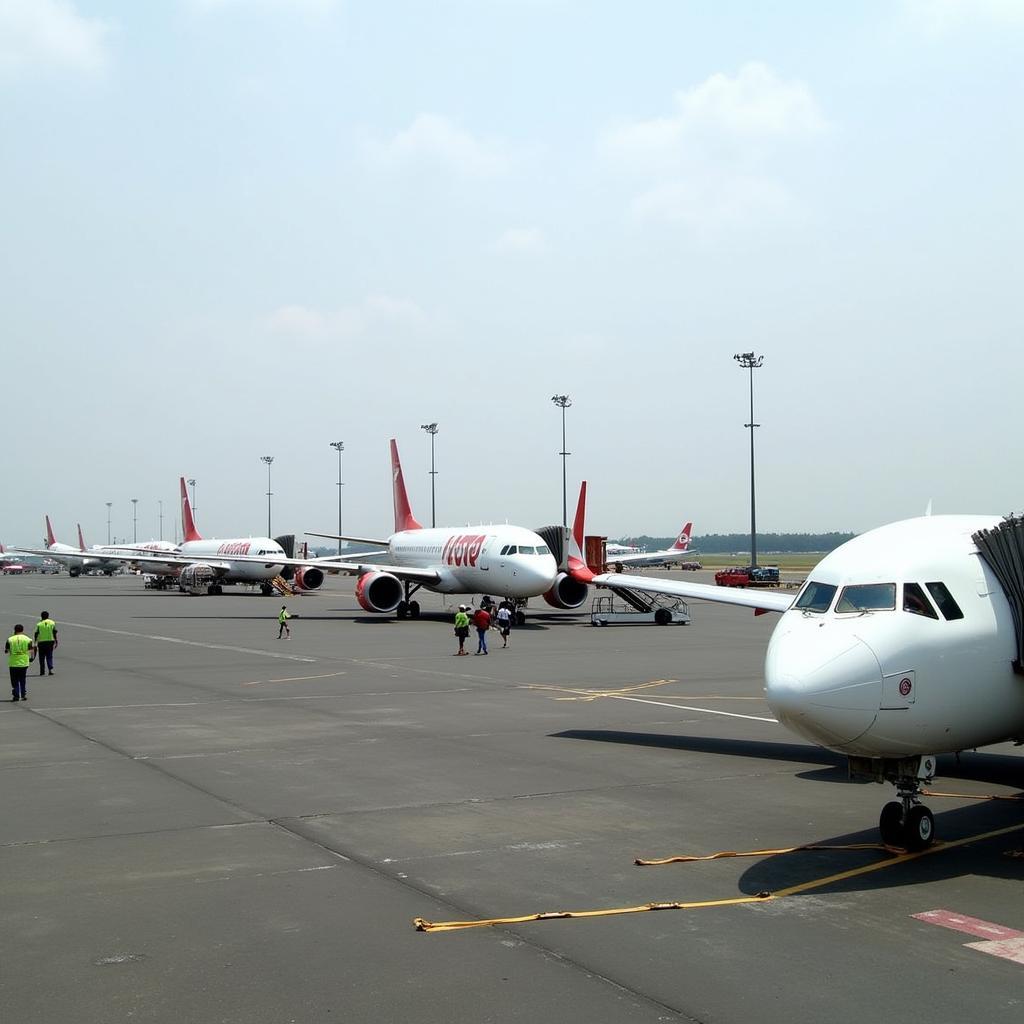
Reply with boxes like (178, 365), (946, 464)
(764, 515), (1024, 760)
(386, 525), (558, 598)
(179, 537), (286, 583)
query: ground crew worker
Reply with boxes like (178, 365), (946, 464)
(472, 605), (491, 655)
(6, 624), (35, 702)
(34, 611), (58, 676)
(277, 605), (291, 639)
(453, 605), (470, 656)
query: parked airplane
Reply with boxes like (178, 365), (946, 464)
(270, 439), (560, 618)
(36, 517), (120, 576)
(26, 490), (301, 594)
(608, 523), (696, 568)
(566, 486), (1024, 851)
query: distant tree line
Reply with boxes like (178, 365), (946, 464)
(618, 532), (857, 554)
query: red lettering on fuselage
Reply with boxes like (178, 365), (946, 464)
(217, 541), (252, 556)
(444, 533), (485, 568)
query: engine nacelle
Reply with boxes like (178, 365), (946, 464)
(294, 566), (324, 591)
(355, 571), (404, 613)
(543, 572), (589, 610)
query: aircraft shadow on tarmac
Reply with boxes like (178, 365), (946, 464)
(555, 730), (1024, 893)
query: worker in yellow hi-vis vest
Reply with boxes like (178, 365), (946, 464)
(5, 624), (35, 702)
(34, 611), (58, 676)
(277, 605), (291, 639)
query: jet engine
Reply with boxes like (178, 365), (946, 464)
(355, 571), (404, 613)
(294, 566), (325, 591)
(543, 572), (589, 610)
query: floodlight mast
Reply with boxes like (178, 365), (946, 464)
(261, 456), (274, 537)
(329, 442), (345, 556)
(733, 352), (764, 568)
(420, 424), (439, 528)
(551, 395), (572, 529)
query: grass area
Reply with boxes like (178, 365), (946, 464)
(694, 552), (826, 571)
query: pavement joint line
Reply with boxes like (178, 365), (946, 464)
(610, 695), (778, 723)
(51, 620), (318, 662)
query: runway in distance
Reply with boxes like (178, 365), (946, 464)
(568, 487), (1024, 851)
(259, 439), (561, 619)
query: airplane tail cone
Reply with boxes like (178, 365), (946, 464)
(390, 440), (422, 533)
(180, 478), (202, 542)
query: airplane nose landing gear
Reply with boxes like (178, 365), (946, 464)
(853, 754), (938, 851)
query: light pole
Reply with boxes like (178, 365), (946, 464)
(329, 441), (344, 555)
(260, 456), (274, 537)
(420, 423), (438, 527)
(105, 502), (112, 545)
(734, 352), (764, 568)
(551, 395), (572, 529)
(158, 500), (164, 541)
(131, 498), (138, 543)
(187, 478), (196, 517)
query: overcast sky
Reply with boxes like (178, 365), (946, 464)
(2, 0), (1021, 546)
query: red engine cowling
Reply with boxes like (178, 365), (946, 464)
(294, 566), (325, 591)
(543, 572), (589, 610)
(355, 571), (404, 613)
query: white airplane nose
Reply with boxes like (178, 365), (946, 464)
(765, 627), (882, 749)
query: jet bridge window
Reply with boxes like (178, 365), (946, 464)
(836, 583), (896, 613)
(903, 582), (938, 619)
(926, 581), (964, 620)
(794, 581), (836, 612)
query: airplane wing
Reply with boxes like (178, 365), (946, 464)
(19, 548), (234, 574)
(593, 571), (795, 613)
(185, 550), (442, 585)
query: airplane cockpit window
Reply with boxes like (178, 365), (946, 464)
(794, 581), (836, 612)
(925, 582), (964, 620)
(519, 546), (536, 555)
(506, 545), (518, 555)
(537, 545), (550, 555)
(499, 546), (509, 556)
(836, 583), (896, 613)
(903, 582), (938, 619)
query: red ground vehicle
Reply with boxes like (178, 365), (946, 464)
(715, 567), (750, 587)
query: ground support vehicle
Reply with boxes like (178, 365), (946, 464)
(590, 591), (690, 626)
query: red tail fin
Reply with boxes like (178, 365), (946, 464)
(672, 523), (693, 551)
(77, 524), (87, 551)
(45, 516), (57, 548)
(567, 481), (593, 581)
(180, 477), (202, 542)
(390, 440), (422, 533)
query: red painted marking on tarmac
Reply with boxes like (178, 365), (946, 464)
(964, 937), (1024, 966)
(913, 910), (1024, 942)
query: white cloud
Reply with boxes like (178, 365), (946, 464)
(265, 294), (431, 339)
(0, 0), (111, 74)
(602, 62), (828, 232)
(492, 227), (546, 254)
(189, 0), (339, 12)
(902, 0), (1024, 33)
(363, 114), (510, 178)
(604, 62), (827, 170)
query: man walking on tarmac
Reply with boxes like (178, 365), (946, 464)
(6, 624), (35, 702)
(35, 611), (58, 675)
(277, 605), (292, 639)
(472, 604), (491, 655)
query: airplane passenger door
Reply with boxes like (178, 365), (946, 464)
(476, 535), (493, 573)
(881, 670), (916, 710)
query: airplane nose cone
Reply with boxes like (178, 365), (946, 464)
(765, 627), (882, 749)
(520, 556), (557, 594)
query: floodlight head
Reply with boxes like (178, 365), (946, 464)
(734, 352), (764, 369)
(420, 423), (439, 435)
(551, 394), (572, 409)
(329, 440), (345, 452)
(261, 455), (274, 466)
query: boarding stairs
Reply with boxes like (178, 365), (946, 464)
(271, 575), (295, 596)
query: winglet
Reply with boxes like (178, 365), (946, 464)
(180, 477), (202, 542)
(45, 515), (57, 548)
(77, 524), (87, 552)
(390, 439), (422, 533)
(671, 522), (693, 552)
(567, 481), (594, 581)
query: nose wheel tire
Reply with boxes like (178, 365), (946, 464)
(879, 801), (904, 846)
(904, 805), (935, 851)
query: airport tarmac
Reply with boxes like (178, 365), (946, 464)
(1, 572), (1022, 1023)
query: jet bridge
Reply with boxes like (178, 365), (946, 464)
(973, 516), (1024, 675)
